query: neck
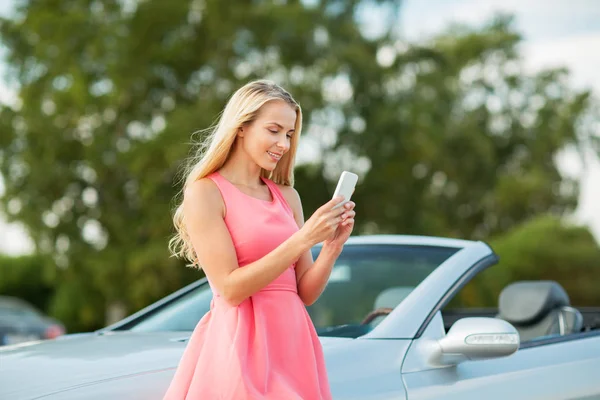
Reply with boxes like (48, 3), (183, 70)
(219, 143), (264, 187)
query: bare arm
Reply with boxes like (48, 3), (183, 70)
(184, 178), (344, 307)
(280, 186), (355, 306)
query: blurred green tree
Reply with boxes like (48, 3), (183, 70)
(0, 1), (597, 330)
(0, 254), (54, 312)
(0, 0), (404, 330)
(448, 215), (600, 308)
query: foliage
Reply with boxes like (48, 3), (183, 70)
(0, 0), (597, 330)
(0, 254), (54, 312)
(450, 215), (600, 308)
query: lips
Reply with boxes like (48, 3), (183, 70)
(267, 151), (282, 161)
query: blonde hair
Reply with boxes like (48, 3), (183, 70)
(169, 79), (303, 268)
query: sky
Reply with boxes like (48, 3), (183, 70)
(0, 0), (599, 254)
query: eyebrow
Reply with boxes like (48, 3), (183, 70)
(267, 122), (295, 133)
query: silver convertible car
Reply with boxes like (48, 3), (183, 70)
(1, 235), (599, 399)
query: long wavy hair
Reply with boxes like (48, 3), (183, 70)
(169, 80), (302, 268)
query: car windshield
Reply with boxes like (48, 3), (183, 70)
(122, 244), (459, 337)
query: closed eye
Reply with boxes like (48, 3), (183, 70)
(266, 122), (294, 137)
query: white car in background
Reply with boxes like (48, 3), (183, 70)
(1, 235), (599, 399)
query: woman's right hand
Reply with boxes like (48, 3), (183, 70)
(299, 196), (348, 246)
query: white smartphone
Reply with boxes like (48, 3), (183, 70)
(332, 171), (358, 209)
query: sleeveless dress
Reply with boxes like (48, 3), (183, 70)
(162, 171), (332, 400)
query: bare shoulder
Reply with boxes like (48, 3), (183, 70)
(277, 184), (303, 219)
(184, 177), (225, 217)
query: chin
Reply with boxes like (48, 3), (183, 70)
(261, 163), (277, 172)
(259, 157), (280, 172)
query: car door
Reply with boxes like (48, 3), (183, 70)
(402, 326), (600, 399)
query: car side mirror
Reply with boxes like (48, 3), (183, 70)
(436, 317), (519, 365)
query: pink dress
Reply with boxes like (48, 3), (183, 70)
(162, 171), (332, 400)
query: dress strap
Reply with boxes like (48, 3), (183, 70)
(209, 171), (278, 209)
(206, 172), (236, 217)
(263, 179), (295, 218)
(207, 172), (230, 195)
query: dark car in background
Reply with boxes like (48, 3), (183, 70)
(0, 296), (65, 346)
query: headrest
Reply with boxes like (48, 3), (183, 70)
(498, 281), (570, 325)
(374, 287), (413, 310)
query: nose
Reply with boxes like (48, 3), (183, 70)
(276, 134), (289, 153)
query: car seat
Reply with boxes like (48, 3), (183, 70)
(364, 286), (413, 327)
(497, 280), (583, 342)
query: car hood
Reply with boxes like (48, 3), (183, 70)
(0, 331), (353, 400)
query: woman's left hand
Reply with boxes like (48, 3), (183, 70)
(324, 201), (355, 250)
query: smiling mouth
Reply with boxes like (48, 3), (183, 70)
(267, 151), (282, 160)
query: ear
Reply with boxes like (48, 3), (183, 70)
(237, 127), (244, 138)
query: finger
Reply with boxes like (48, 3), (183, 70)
(324, 200), (347, 216)
(319, 196), (344, 214)
(327, 195), (346, 210)
(344, 211), (356, 219)
(344, 201), (355, 210)
(329, 206), (347, 220)
(316, 196), (342, 216)
(339, 210), (355, 221)
(342, 218), (354, 226)
(328, 214), (343, 226)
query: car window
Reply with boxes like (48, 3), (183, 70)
(307, 244), (459, 337)
(0, 302), (42, 318)
(124, 244), (459, 337)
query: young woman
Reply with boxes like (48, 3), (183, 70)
(164, 80), (356, 399)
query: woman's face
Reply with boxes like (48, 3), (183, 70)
(239, 100), (297, 172)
